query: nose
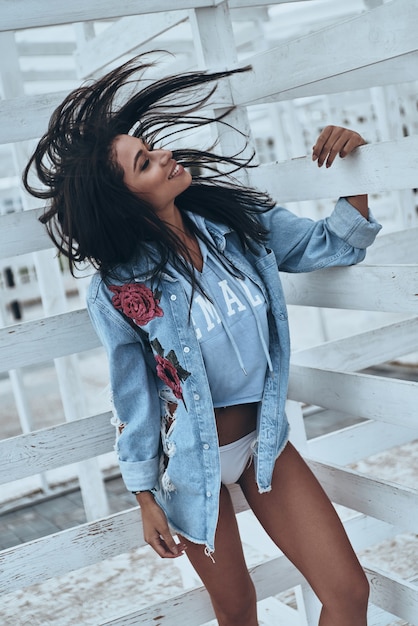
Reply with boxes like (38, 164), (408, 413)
(158, 149), (173, 164)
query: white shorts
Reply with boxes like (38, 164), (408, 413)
(219, 430), (256, 484)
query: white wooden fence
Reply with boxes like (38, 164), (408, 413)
(1, 1), (418, 624)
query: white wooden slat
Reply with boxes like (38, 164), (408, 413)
(0, 486), (405, 611)
(250, 136), (418, 202)
(103, 555), (306, 626)
(75, 12), (189, 78)
(289, 365), (418, 428)
(0, 309), (100, 372)
(229, 0), (418, 106)
(282, 264), (418, 314)
(307, 458), (418, 531)
(0, 0), (216, 31)
(0, 412), (113, 485)
(93, 529), (415, 626)
(0, 508), (143, 593)
(0, 91), (68, 144)
(0, 208), (51, 259)
(0, 0), (313, 31)
(366, 564), (418, 624)
(367, 603), (400, 626)
(292, 317), (418, 372)
(264, 51), (418, 102)
(4, 36), (415, 146)
(0, 486), (247, 594)
(308, 419), (418, 466)
(365, 227), (418, 265)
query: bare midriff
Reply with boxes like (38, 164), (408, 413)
(214, 402), (258, 446)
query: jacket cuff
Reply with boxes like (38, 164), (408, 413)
(118, 456), (159, 492)
(327, 197), (382, 249)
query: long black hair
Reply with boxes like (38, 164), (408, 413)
(23, 54), (274, 282)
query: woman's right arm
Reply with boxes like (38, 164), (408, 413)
(135, 490), (187, 558)
(86, 279), (185, 558)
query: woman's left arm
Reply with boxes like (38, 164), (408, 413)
(260, 125), (382, 272)
(312, 125), (368, 219)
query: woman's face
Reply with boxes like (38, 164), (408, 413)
(112, 134), (192, 214)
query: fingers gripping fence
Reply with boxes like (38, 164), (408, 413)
(1, 1), (418, 623)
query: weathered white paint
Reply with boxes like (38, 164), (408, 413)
(251, 135), (418, 201)
(0, 91), (69, 144)
(292, 317), (418, 371)
(308, 419), (418, 466)
(1, 0), (417, 622)
(0, 0), (315, 31)
(289, 365), (418, 428)
(282, 265), (418, 313)
(75, 12), (189, 78)
(365, 564), (418, 623)
(0, 309), (100, 372)
(229, 0), (418, 106)
(307, 459), (418, 530)
(0, 412), (113, 483)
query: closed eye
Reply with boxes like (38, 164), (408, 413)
(141, 159), (150, 171)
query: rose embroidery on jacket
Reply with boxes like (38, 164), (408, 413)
(152, 338), (191, 407)
(109, 283), (163, 326)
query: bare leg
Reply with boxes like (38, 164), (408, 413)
(239, 442), (369, 626)
(179, 484), (258, 626)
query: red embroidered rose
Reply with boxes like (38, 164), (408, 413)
(155, 355), (183, 400)
(109, 283), (163, 326)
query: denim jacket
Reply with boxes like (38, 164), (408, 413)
(87, 198), (381, 553)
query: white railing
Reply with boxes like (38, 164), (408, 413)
(0, 1), (418, 623)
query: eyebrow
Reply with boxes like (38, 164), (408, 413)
(133, 148), (143, 173)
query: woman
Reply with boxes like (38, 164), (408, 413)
(23, 55), (381, 625)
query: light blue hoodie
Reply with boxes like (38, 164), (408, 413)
(87, 198), (381, 553)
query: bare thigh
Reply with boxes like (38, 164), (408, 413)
(178, 484), (257, 625)
(238, 442), (368, 610)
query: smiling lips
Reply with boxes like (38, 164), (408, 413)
(168, 162), (183, 179)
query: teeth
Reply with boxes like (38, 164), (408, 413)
(169, 164), (179, 179)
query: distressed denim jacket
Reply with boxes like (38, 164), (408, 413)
(87, 198), (381, 553)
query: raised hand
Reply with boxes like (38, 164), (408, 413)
(312, 125), (366, 168)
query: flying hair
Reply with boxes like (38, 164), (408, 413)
(22, 53), (274, 281)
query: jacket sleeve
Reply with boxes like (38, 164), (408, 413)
(260, 197), (382, 273)
(86, 276), (161, 493)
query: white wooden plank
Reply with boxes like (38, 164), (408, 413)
(263, 51), (418, 102)
(0, 487), (248, 594)
(0, 508), (144, 593)
(289, 365), (418, 428)
(0, 91), (69, 144)
(0, 309), (100, 372)
(0, 486), (407, 614)
(292, 317), (418, 371)
(0, 0), (314, 31)
(366, 564), (418, 624)
(250, 136), (418, 202)
(0, 0), (218, 30)
(103, 555), (306, 626)
(0, 208), (51, 259)
(78, 524), (417, 626)
(307, 459), (418, 531)
(75, 12), (189, 78)
(0, 412), (113, 484)
(282, 264), (418, 313)
(365, 227), (418, 265)
(308, 419), (418, 466)
(229, 0), (418, 106)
